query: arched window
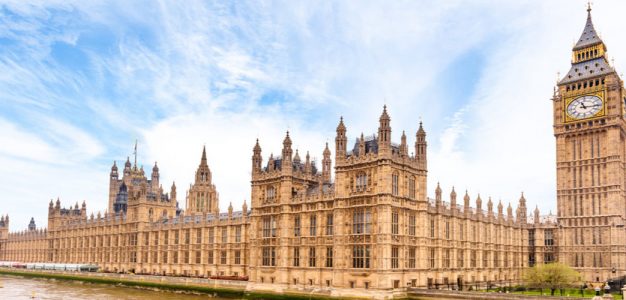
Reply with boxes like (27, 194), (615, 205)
(356, 172), (367, 192)
(392, 172), (399, 196)
(148, 208), (153, 220)
(409, 176), (416, 199)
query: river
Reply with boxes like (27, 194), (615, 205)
(0, 275), (234, 300)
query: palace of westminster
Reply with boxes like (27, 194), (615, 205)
(1, 6), (626, 296)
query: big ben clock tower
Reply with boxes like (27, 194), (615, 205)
(554, 5), (626, 281)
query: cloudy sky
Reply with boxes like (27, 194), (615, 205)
(1, 0), (625, 229)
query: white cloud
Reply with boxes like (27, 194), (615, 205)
(3, 0), (626, 230)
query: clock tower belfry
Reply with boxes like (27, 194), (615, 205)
(554, 5), (626, 281)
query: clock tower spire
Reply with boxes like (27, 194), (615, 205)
(553, 5), (626, 282)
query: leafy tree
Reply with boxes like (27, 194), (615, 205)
(523, 263), (581, 296)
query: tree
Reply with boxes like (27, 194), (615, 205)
(523, 263), (581, 296)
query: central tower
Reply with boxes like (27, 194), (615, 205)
(554, 6), (626, 281)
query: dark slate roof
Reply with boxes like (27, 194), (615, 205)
(574, 11), (602, 50)
(559, 57), (614, 85)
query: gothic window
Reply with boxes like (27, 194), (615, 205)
(262, 216), (272, 238)
(235, 250), (241, 264)
(293, 247), (300, 266)
(148, 208), (153, 220)
(208, 250), (214, 264)
(309, 214), (317, 236)
(220, 251), (227, 264)
(209, 228), (214, 243)
(392, 172), (399, 196)
(391, 210), (399, 235)
(356, 172), (367, 192)
(458, 249), (464, 268)
(221, 227), (227, 243)
(196, 229), (202, 244)
(266, 186), (276, 202)
(352, 208), (371, 234)
(408, 214), (416, 236)
(429, 248), (436, 268)
(352, 245), (371, 268)
(309, 247), (316, 267)
(325, 213), (333, 236)
(326, 247), (333, 268)
(294, 216), (301, 237)
(391, 246), (399, 269)
(544, 229), (554, 246)
(443, 249), (450, 268)
(262, 247), (275, 266)
(409, 176), (416, 199)
(408, 247), (416, 268)
(235, 226), (241, 243)
(429, 218), (435, 238)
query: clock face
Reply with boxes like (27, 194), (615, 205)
(567, 95), (603, 120)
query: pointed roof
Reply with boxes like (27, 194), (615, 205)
(574, 6), (602, 51)
(417, 121), (425, 135)
(323, 142), (331, 156)
(379, 105), (390, 122)
(201, 146), (208, 165)
(336, 116), (346, 132)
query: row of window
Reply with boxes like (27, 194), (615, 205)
(50, 227), (243, 249)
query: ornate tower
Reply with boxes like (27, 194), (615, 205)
(186, 146), (219, 215)
(554, 5), (626, 281)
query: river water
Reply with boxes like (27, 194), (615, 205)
(0, 275), (234, 300)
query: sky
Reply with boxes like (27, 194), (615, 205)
(2, 0), (626, 230)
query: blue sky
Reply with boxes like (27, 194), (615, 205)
(2, 0), (626, 229)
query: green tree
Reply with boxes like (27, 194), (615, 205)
(523, 263), (581, 296)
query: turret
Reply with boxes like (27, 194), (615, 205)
(487, 197), (494, 216)
(400, 131), (408, 157)
(110, 161), (118, 179)
(151, 161), (160, 188)
(450, 187), (457, 208)
(534, 206), (540, 224)
(293, 149), (301, 164)
(415, 122), (427, 169)
(124, 157), (131, 176)
(28, 217), (36, 231)
(377, 105), (391, 154)
(304, 151), (311, 174)
(81, 200), (86, 216)
(497, 200), (503, 219)
(242, 200), (248, 221)
(268, 154), (275, 171)
(463, 190), (470, 209)
(476, 194), (482, 211)
(252, 139), (262, 174)
(335, 117), (347, 161)
(517, 192), (528, 224)
(507, 203), (513, 221)
(358, 133), (365, 157)
(322, 143), (331, 183)
(228, 202), (233, 218)
(281, 131), (293, 170)
(435, 182), (442, 206)
(171, 182), (177, 202)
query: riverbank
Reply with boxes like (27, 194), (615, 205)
(0, 268), (352, 300)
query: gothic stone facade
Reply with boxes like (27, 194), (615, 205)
(553, 7), (626, 282)
(0, 107), (558, 292)
(0, 7), (624, 295)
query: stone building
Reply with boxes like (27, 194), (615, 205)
(553, 5), (626, 282)
(0, 5), (623, 297)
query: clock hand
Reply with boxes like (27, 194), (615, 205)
(580, 103), (588, 109)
